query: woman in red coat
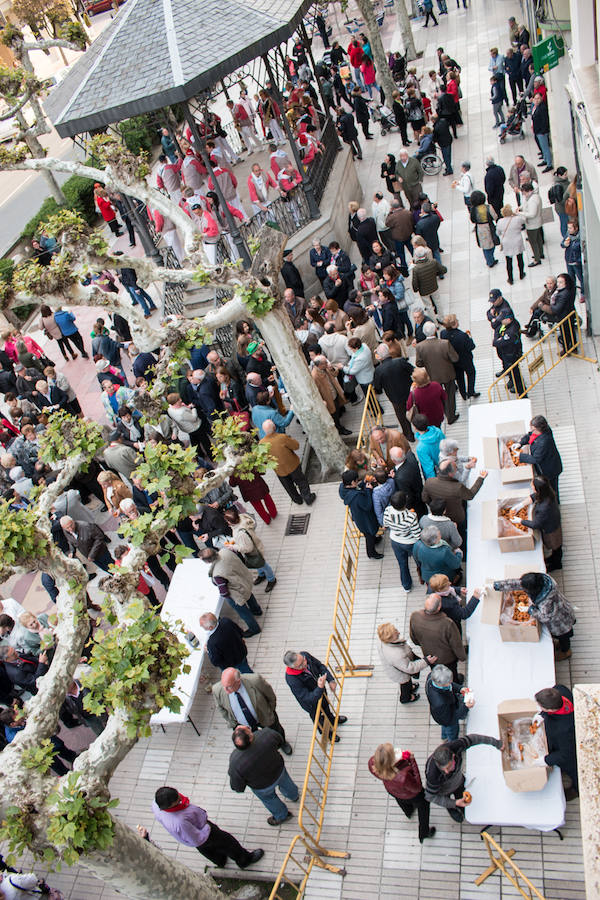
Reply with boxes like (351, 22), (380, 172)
(230, 470), (277, 525)
(406, 367), (447, 429)
(368, 743), (435, 843)
(94, 185), (123, 236)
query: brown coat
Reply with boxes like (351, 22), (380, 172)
(260, 433), (301, 477)
(368, 428), (410, 466)
(385, 207), (414, 242)
(311, 365), (345, 414)
(422, 473), (485, 524)
(415, 337), (459, 385)
(409, 609), (465, 665)
(101, 478), (132, 513)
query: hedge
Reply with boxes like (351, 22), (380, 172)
(20, 162), (97, 242)
(119, 115), (156, 156)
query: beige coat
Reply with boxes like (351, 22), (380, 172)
(312, 365), (345, 414)
(227, 513), (265, 556)
(209, 548), (253, 604)
(368, 428), (410, 467)
(415, 337), (458, 385)
(378, 640), (429, 685)
(212, 673), (278, 728)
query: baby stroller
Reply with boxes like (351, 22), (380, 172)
(373, 104), (397, 136)
(499, 96), (528, 143)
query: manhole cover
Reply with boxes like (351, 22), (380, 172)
(285, 514), (311, 535)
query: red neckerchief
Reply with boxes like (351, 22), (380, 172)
(549, 697), (574, 716)
(286, 666), (304, 675)
(528, 432), (540, 445)
(164, 793), (190, 812)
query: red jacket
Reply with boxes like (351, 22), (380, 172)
(407, 382), (447, 429)
(277, 168), (302, 192)
(348, 42), (364, 68)
(247, 170), (277, 203)
(96, 194), (116, 222)
(368, 754), (423, 799)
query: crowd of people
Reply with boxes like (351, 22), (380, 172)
(0, 5), (583, 888)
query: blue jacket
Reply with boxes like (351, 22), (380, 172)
(372, 478), (395, 525)
(412, 540), (461, 583)
(54, 309), (78, 336)
(251, 403), (293, 439)
(425, 675), (468, 727)
(309, 246), (331, 277)
(339, 482), (379, 536)
(415, 426), (445, 479)
(561, 233), (581, 265)
(285, 651), (334, 719)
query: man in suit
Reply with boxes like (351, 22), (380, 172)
(415, 322), (459, 424)
(213, 668), (292, 754)
(183, 368), (225, 423)
(389, 445), (427, 518)
(336, 106), (362, 160)
(199, 613), (252, 673)
(103, 432), (140, 482)
(373, 347), (415, 440)
(59, 679), (107, 736)
(259, 419), (315, 505)
(0, 645), (49, 694)
(368, 425), (410, 468)
(32, 379), (69, 412)
(60, 516), (114, 573)
(422, 458), (487, 546)
(283, 649), (347, 741)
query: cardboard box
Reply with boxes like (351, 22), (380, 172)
(480, 570), (541, 642)
(498, 699), (549, 792)
(481, 490), (535, 553)
(481, 421), (534, 484)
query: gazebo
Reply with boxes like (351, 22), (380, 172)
(44, 0), (340, 269)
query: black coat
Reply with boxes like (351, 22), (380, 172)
(487, 298), (514, 329)
(493, 319), (522, 362)
(373, 356), (414, 404)
(540, 684), (577, 787)
(281, 261), (305, 298)
(518, 429), (563, 478)
(433, 116), (452, 147)
(34, 384), (69, 411)
(323, 275), (350, 306)
(205, 618), (248, 670)
(368, 249), (394, 273)
(425, 675), (466, 726)
(353, 94), (370, 124)
(132, 352), (157, 379)
(392, 450), (425, 515)
(522, 495), (561, 534)
(285, 650), (334, 719)
(3, 652), (48, 693)
(331, 249), (355, 283)
(414, 315), (434, 343)
(183, 375), (225, 420)
(532, 101), (550, 135)
(484, 164), (506, 212)
(436, 92), (457, 120)
(392, 99), (406, 127)
(356, 217), (379, 261)
(504, 52), (522, 80)
(378, 301), (402, 336)
(440, 591), (480, 628)
(548, 285), (575, 321)
(440, 327), (475, 368)
(414, 212), (441, 253)
(337, 112), (358, 141)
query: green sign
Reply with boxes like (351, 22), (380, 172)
(531, 35), (565, 73)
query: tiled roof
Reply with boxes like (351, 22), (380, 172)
(44, 0), (311, 138)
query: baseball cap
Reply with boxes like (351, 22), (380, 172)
(489, 289), (503, 301)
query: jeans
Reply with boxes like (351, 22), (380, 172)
(257, 562), (276, 583)
(441, 719), (460, 741)
(394, 239), (413, 270)
(125, 284), (157, 316)
(567, 262), (584, 293)
(41, 572), (59, 603)
(226, 594), (262, 636)
(440, 144), (452, 173)
(483, 247), (496, 267)
(557, 211), (569, 239)
(537, 132), (553, 168)
(432, 248), (442, 264)
(391, 540), (413, 590)
(252, 766), (299, 821)
(352, 67), (364, 90)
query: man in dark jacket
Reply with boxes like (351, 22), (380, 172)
(229, 726), (298, 825)
(432, 114), (453, 175)
(534, 685), (578, 796)
(183, 369), (225, 423)
(32, 379), (69, 412)
(199, 613), (252, 673)
(424, 734), (503, 821)
(323, 265), (350, 307)
(425, 664), (472, 741)
(339, 470), (382, 559)
(532, 94), (552, 171)
(373, 344), (415, 440)
(281, 249), (305, 298)
(440, 316), (479, 399)
(493, 317), (526, 395)
(414, 203), (442, 261)
(389, 446), (426, 517)
(355, 210), (379, 263)
(60, 516), (114, 572)
(436, 88), (458, 138)
(119, 265), (157, 318)
(504, 48), (523, 102)
(129, 346), (157, 380)
(336, 107), (362, 159)
(59, 679), (107, 735)
(484, 157), (506, 217)
(328, 242), (355, 285)
(422, 458), (486, 545)
(0, 645), (48, 694)
(487, 289), (514, 331)
(351, 88), (372, 139)
(283, 649), (347, 739)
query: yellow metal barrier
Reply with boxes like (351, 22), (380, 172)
(475, 831), (546, 899)
(488, 309), (596, 402)
(268, 387), (380, 900)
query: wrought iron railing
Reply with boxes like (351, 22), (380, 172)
(308, 115), (340, 205)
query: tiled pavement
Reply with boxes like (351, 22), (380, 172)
(3, 1), (597, 897)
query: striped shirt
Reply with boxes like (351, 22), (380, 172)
(382, 507), (421, 544)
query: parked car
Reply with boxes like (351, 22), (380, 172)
(84, 0), (126, 14)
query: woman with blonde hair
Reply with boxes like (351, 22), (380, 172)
(495, 203), (526, 284)
(348, 200), (360, 244)
(406, 366), (446, 428)
(97, 470), (132, 516)
(377, 622), (433, 701)
(368, 741), (435, 843)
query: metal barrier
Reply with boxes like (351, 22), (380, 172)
(268, 386), (382, 900)
(475, 831), (546, 898)
(488, 309), (596, 402)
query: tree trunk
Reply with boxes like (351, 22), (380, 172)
(354, 0), (397, 102)
(393, 0), (417, 61)
(81, 819), (227, 900)
(14, 111), (66, 205)
(258, 306), (347, 476)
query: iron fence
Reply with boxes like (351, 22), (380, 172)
(308, 115), (340, 205)
(240, 187), (311, 241)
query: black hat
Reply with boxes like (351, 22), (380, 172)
(283, 249), (292, 258)
(488, 289), (503, 301)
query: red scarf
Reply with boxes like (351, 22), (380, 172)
(528, 432), (540, 445)
(550, 697), (574, 716)
(164, 793), (190, 812)
(286, 666), (304, 675)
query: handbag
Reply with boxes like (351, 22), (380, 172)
(241, 529), (265, 569)
(406, 389), (419, 423)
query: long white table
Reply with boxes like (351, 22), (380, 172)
(464, 399), (565, 831)
(150, 558), (222, 727)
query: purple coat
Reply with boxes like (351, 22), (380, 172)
(152, 801), (211, 847)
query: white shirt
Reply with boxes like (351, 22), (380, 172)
(456, 172), (474, 197)
(228, 683), (258, 727)
(373, 197), (391, 231)
(0, 597), (25, 623)
(1, 873), (41, 898)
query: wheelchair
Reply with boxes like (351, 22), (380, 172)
(420, 151), (443, 176)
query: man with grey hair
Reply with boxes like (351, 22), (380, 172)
(438, 438), (477, 485)
(412, 526), (462, 584)
(422, 457), (487, 547)
(60, 515), (114, 574)
(199, 612), (252, 673)
(395, 149), (424, 207)
(373, 344), (415, 440)
(425, 734), (503, 822)
(409, 593), (466, 683)
(415, 323), (459, 424)
(284, 649), (347, 739)
(484, 156), (506, 217)
(311, 355), (351, 435)
(323, 264), (350, 306)
(425, 663), (474, 740)
(213, 667), (292, 754)
(389, 444), (426, 516)
(320, 321), (350, 367)
(355, 208), (378, 262)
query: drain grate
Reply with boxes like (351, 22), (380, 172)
(285, 514), (311, 535)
